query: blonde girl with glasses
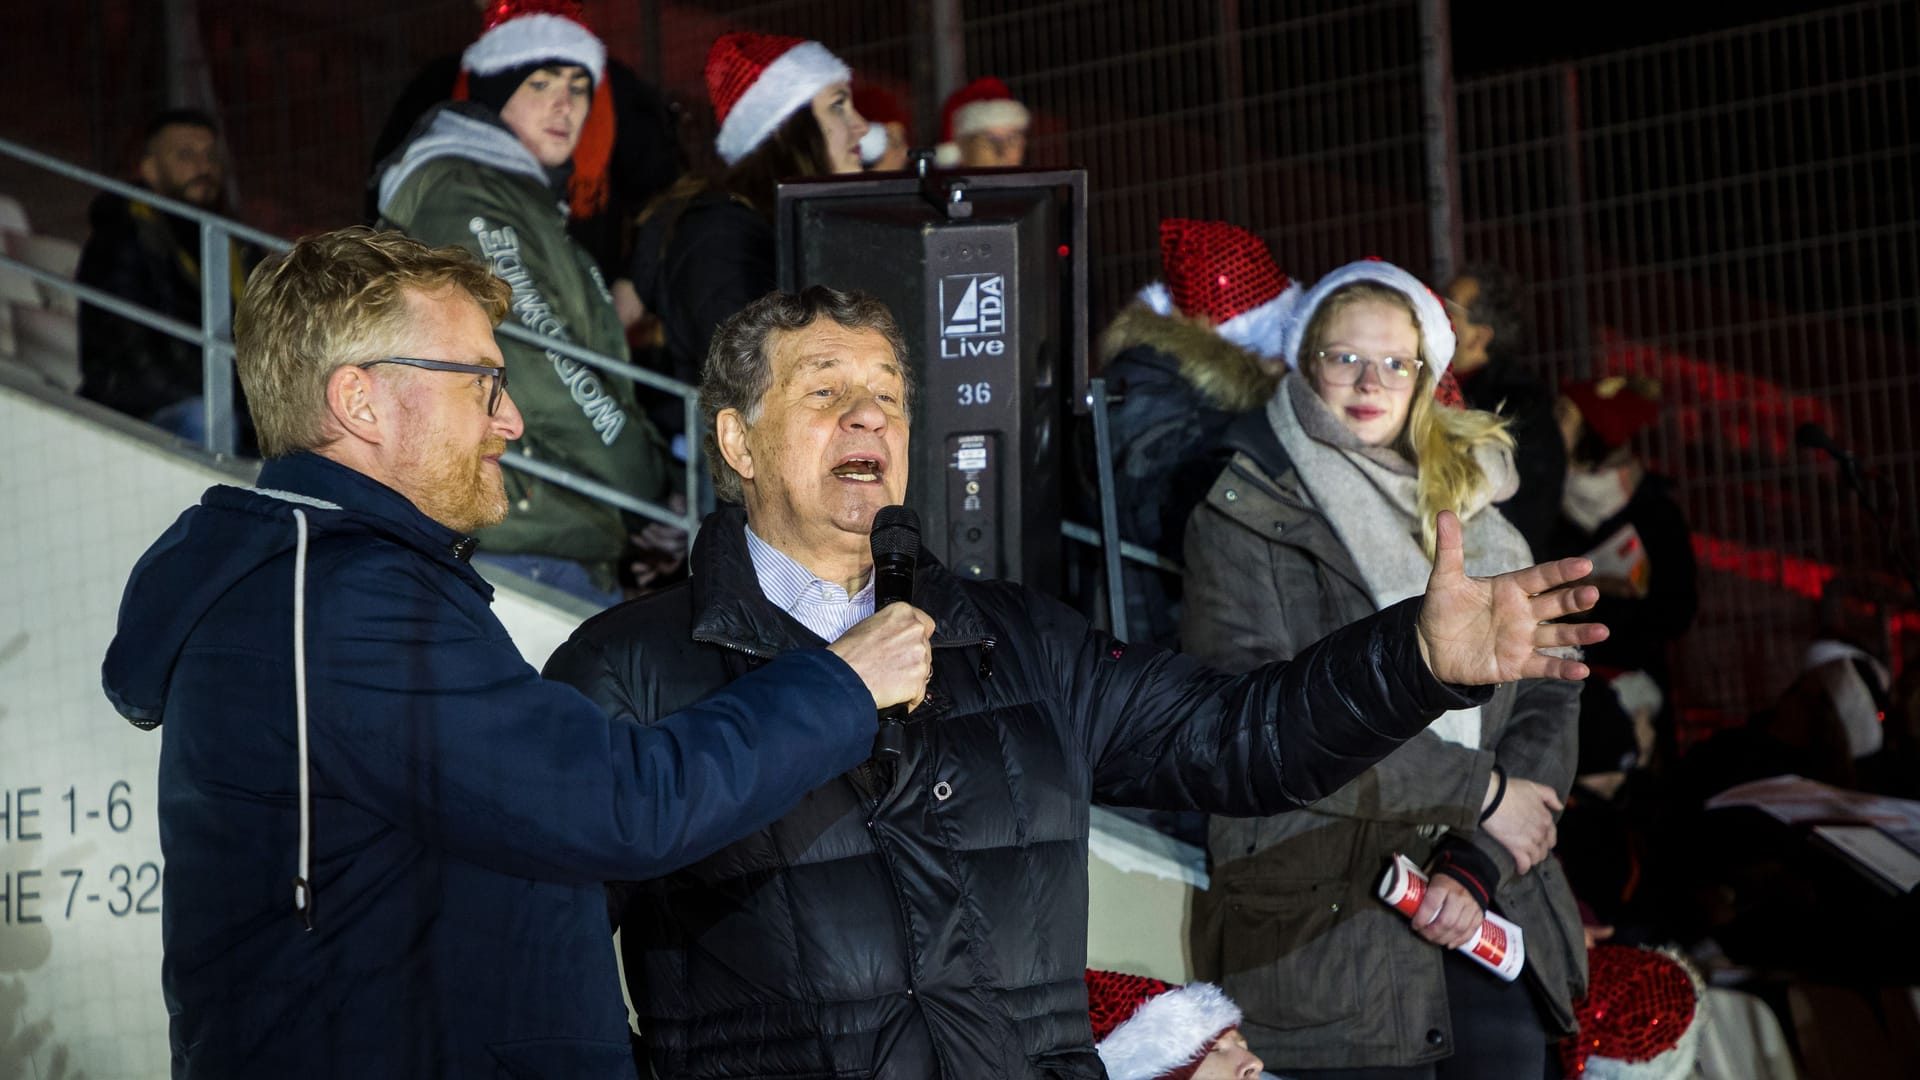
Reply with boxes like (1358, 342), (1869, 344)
(1178, 259), (1588, 1078)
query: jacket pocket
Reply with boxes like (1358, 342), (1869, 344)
(487, 1036), (636, 1079)
(1216, 880), (1363, 1031)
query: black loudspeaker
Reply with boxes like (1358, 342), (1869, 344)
(776, 169), (1088, 591)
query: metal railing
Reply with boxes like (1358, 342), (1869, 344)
(0, 133), (707, 544)
(0, 132), (1161, 629)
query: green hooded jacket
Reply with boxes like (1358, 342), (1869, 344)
(377, 103), (668, 587)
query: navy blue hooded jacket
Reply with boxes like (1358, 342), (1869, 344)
(101, 452), (877, 1079)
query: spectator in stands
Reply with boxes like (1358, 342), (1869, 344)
(374, 0), (674, 607)
(1539, 377), (1697, 945)
(76, 107), (262, 444)
(853, 82), (913, 171)
(934, 76), (1031, 167)
(541, 285), (1605, 1078)
(1547, 376), (1697, 777)
(628, 31), (868, 445)
(1095, 217), (1299, 649)
(100, 226), (930, 1077)
(1087, 969), (1266, 1080)
(1445, 264), (1566, 554)
(366, 0), (680, 315)
(1181, 259), (1588, 1078)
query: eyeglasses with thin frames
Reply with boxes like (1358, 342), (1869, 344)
(1313, 350), (1423, 391)
(358, 357), (509, 415)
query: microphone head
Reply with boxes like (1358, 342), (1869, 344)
(870, 505), (921, 562)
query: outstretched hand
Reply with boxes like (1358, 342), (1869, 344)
(1417, 510), (1607, 686)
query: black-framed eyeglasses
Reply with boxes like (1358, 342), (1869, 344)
(358, 357), (509, 415)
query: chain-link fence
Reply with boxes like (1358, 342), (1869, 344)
(5, 0), (1916, 723)
(1455, 0), (1920, 724)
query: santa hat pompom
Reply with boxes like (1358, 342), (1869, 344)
(853, 83), (910, 166)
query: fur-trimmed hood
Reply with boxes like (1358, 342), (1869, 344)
(1099, 302), (1278, 413)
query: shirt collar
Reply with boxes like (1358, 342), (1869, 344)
(744, 523), (874, 612)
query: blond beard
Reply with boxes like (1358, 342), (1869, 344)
(404, 434), (510, 534)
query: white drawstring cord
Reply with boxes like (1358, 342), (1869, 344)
(291, 508), (314, 930)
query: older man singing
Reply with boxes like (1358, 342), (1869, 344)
(546, 285), (1606, 1079)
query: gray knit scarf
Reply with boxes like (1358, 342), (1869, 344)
(1267, 374), (1529, 747)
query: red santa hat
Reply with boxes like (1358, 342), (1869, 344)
(706, 31), (852, 166)
(462, 0), (606, 87)
(1137, 218), (1300, 361)
(1087, 969), (1243, 1080)
(1560, 376), (1662, 452)
(934, 76), (1031, 165)
(1279, 257), (1459, 382)
(1562, 945), (1708, 1080)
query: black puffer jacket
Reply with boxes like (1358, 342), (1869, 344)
(544, 506), (1487, 1079)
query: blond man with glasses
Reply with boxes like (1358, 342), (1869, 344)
(101, 227), (937, 1079)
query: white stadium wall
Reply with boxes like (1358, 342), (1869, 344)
(0, 372), (1199, 1077)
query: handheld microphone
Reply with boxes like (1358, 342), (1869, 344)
(869, 505), (920, 762)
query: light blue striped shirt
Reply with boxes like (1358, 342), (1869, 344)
(744, 524), (876, 643)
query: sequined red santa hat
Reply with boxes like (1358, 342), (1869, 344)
(933, 76), (1031, 165)
(706, 31), (852, 166)
(1087, 969), (1242, 1080)
(1562, 945), (1708, 1080)
(1278, 257), (1458, 383)
(462, 0), (606, 87)
(1136, 218), (1301, 361)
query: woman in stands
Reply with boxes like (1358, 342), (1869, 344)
(1179, 259), (1587, 1077)
(630, 31), (868, 437)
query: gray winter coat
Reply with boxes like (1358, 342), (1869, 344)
(1180, 412), (1588, 1070)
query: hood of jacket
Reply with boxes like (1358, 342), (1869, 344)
(374, 102), (564, 221)
(102, 452), (486, 729)
(1098, 302), (1278, 412)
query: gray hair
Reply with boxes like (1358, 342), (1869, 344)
(701, 286), (914, 504)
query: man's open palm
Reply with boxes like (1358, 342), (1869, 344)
(1417, 510), (1607, 685)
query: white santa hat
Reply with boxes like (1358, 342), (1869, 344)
(1278, 257), (1458, 380)
(706, 31), (852, 167)
(462, 0), (606, 87)
(1087, 969), (1243, 1080)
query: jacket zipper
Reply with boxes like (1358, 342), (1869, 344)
(693, 619), (983, 1077)
(690, 633), (778, 661)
